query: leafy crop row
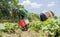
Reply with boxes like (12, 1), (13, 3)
(28, 18), (60, 37)
(0, 18), (60, 37)
(0, 23), (19, 33)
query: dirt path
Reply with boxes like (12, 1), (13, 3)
(21, 31), (29, 37)
(0, 30), (40, 37)
(21, 31), (40, 37)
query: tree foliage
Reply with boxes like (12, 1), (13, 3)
(0, 0), (19, 19)
(0, 0), (29, 21)
(28, 13), (40, 22)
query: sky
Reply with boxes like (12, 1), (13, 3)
(18, 0), (60, 17)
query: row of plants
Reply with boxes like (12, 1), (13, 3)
(0, 18), (60, 37)
(0, 23), (19, 33)
(28, 18), (60, 37)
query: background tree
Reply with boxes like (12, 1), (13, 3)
(28, 13), (40, 22)
(0, 0), (19, 19)
(0, 0), (29, 22)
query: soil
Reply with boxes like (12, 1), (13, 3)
(0, 28), (52, 37)
(0, 29), (41, 37)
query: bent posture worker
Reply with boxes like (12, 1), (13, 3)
(18, 8), (29, 31)
(40, 10), (54, 21)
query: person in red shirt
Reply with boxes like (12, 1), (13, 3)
(18, 17), (29, 31)
(18, 19), (26, 27)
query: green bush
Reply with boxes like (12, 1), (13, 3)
(28, 18), (60, 37)
(0, 23), (19, 33)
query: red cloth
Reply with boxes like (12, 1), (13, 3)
(18, 19), (26, 28)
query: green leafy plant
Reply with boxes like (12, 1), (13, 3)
(0, 23), (19, 33)
(28, 18), (60, 37)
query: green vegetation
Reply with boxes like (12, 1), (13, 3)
(0, 0), (29, 21)
(28, 13), (40, 22)
(0, 0), (60, 37)
(28, 18), (60, 37)
(0, 18), (60, 37)
(0, 23), (19, 33)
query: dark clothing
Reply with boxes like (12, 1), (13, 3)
(40, 13), (48, 21)
(21, 25), (28, 31)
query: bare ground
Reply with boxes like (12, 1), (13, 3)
(0, 29), (49, 37)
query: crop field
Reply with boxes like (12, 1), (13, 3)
(0, 0), (60, 37)
(0, 18), (60, 37)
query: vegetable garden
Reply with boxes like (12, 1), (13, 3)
(0, 0), (60, 37)
(0, 18), (60, 37)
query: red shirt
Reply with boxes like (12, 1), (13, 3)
(18, 19), (26, 28)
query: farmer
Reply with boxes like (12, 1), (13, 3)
(40, 10), (54, 21)
(18, 8), (29, 31)
(40, 10), (60, 37)
(18, 17), (29, 31)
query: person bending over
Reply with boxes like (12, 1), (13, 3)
(40, 10), (54, 21)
